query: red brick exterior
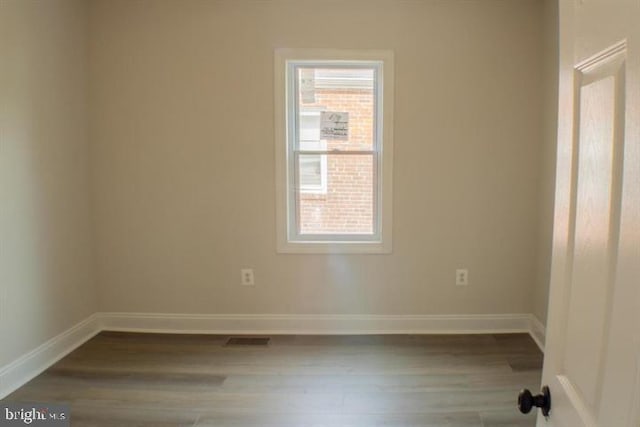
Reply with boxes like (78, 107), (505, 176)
(299, 86), (375, 234)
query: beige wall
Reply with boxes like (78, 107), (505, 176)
(89, 0), (545, 316)
(532, 0), (559, 326)
(0, 0), (96, 366)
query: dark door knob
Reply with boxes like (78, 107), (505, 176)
(518, 386), (551, 416)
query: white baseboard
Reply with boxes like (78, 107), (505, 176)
(528, 314), (546, 352)
(99, 312), (532, 335)
(0, 311), (545, 399)
(0, 314), (101, 399)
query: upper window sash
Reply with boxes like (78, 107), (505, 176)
(288, 62), (382, 155)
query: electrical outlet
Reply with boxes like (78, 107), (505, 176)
(455, 269), (468, 286)
(240, 268), (255, 286)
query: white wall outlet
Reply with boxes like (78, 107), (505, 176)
(240, 268), (255, 286)
(455, 268), (469, 286)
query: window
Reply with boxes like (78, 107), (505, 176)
(275, 49), (394, 254)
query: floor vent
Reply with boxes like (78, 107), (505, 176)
(225, 337), (271, 346)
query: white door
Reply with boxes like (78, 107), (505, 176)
(538, 0), (640, 426)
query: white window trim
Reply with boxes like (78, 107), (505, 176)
(275, 48), (394, 254)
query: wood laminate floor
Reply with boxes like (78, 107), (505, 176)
(4, 332), (543, 427)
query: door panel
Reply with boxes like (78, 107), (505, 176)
(570, 52), (625, 412)
(554, 45), (625, 424)
(539, 0), (639, 426)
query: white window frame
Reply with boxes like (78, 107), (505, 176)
(275, 49), (394, 254)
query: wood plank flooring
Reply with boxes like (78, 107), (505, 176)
(3, 332), (543, 426)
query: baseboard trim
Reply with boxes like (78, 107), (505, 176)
(99, 312), (532, 335)
(0, 314), (101, 399)
(0, 311), (545, 399)
(528, 314), (546, 352)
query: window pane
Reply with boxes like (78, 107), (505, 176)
(297, 154), (374, 235)
(297, 67), (375, 151)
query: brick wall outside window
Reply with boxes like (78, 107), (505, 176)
(299, 86), (375, 234)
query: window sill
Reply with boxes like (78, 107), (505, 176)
(277, 240), (392, 254)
